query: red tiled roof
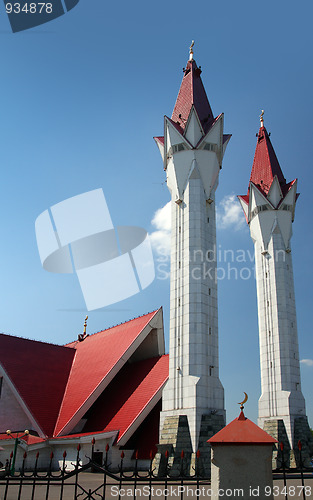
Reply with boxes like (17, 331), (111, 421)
(239, 125), (297, 207)
(82, 355), (169, 444)
(54, 310), (161, 437)
(249, 126), (286, 196)
(171, 59), (214, 134)
(0, 335), (75, 437)
(208, 410), (277, 445)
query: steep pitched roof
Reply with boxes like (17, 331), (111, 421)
(171, 59), (214, 134)
(208, 410), (277, 445)
(249, 126), (286, 196)
(54, 310), (162, 436)
(0, 334), (74, 437)
(82, 355), (169, 444)
(239, 124), (297, 210)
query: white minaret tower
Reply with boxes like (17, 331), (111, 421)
(238, 112), (313, 465)
(154, 44), (230, 471)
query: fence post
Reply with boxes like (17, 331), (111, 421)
(74, 444), (81, 500)
(280, 442), (288, 500)
(59, 450), (67, 500)
(45, 451), (53, 500)
(102, 443), (109, 500)
(298, 441), (306, 500)
(195, 450), (200, 500)
(118, 451), (124, 500)
(30, 451), (39, 500)
(17, 451), (27, 500)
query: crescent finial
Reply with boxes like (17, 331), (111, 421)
(238, 392), (248, 410)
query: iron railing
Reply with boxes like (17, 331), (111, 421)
(0, 440), (312, 500)
(0, 443), (210, 500)
(273, 441), (313, 500)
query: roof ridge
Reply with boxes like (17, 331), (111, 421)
(0, 332), (73, 350)
(65, 309), (161, 346)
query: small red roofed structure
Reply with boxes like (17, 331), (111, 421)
(208, 409), (277, 446)
(208, 408), (277, 500)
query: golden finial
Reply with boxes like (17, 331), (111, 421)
(260, 109), (265, 127)
(189, 40), (194, 61)
(83, 315), (88, 336)
(78, 315), (88, 342)
(238, 392), (248, 410)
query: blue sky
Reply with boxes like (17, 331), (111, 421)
(0, 0), (312, 425)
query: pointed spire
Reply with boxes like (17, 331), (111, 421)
(171, 43), (214, 134)
(249, 113), (286, 196)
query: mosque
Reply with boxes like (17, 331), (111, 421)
(0, 44), (312, 471)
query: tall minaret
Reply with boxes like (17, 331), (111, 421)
(154, 44), (230, 470)
(238, 112), (313, 465)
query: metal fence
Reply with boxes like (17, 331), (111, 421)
(0, 440), (312, 500)
(272, 441), (313, 500)
(0, 443), (210, 500)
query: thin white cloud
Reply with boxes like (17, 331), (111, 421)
(300, 359), (313, 367)
(149, 202), (171, 257)
(150, 194), (245, 257)
(216, 194), (246, 231)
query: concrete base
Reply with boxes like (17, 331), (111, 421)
(211, 444), (274, 500)
(153, 415), (192, 476)
(293, 417), (313, 467)
(263, 418), (313, 468)
(153, 413), (225, 477)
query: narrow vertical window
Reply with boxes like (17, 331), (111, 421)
(0, 377), (3, 398)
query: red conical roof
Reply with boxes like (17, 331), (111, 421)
(249, 126), (286, 196)
(171, 58), (214, 134)
(208, 410), (277, 445)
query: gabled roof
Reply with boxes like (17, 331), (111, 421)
(249, 125), (286, 196)
(82, 355), (169, 444)
(54, 309), (162, 436)
(171, 59), (214, 135)
(208, 410), (277, 445)
(0, 309), (166, 448)
(0, 334), (74, 437)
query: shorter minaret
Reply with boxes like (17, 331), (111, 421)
(238, 112), (313, 466)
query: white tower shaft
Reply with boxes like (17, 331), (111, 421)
(254, 222), (305, 446)
(239, 121), (310, 453)
(155, 53), (230, 451)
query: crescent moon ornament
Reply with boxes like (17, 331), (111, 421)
(238, 392), (248, 409)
